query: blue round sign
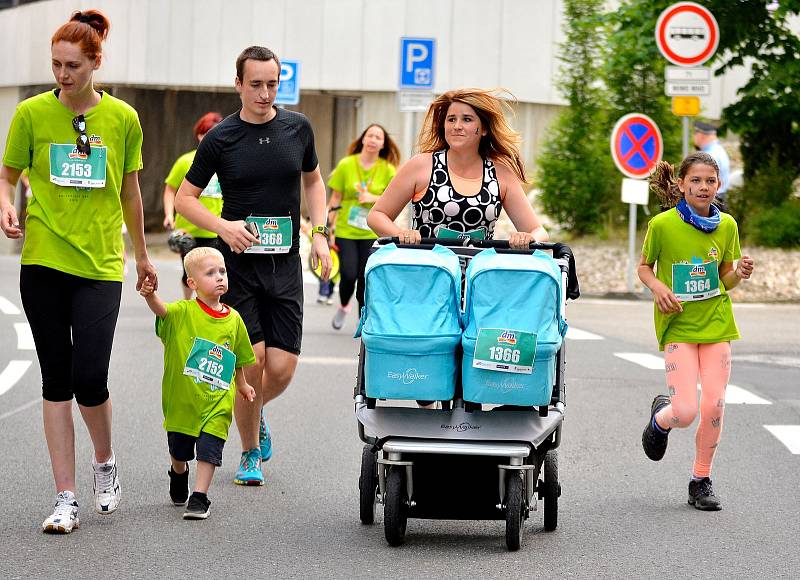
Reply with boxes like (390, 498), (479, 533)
(610, 113), (663, 179)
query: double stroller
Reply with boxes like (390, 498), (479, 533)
(353, 236), (579, 550)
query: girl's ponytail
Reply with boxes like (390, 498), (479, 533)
(649, 160), (682, 208)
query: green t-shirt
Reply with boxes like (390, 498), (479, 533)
(327, 154), (396, 240)
(164, 150), (222, 239)
(642, 208), (742, 350)
(155, 300), (256, 440)
(2, 90), (143, 282)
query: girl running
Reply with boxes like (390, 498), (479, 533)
(639, 152), (754, 511)
(0, 9), (156, 533)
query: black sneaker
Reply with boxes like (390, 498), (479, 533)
(183, 492), (211, 520)
(688, 477), (722, 511)
(642, 395), (671, 461)
(169, 466), (190, 505)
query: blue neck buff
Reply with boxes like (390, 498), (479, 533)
(675, 198), (720, 233)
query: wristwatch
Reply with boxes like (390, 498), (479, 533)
(311, 224), (330, 239)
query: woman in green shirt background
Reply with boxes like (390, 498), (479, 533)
(162, 111), (223, 298)
(0, 9), (156, 534)
(327, 124), (399, 330)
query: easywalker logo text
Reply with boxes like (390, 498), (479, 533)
(440, 422), (481, 433)
(497, 330), (517, 346)
(485, 377), (524, 394)
(387, 369), (429, 385)
(690, 264), (707, 277)
(208, 345), (224, 360)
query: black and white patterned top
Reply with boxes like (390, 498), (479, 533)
(412, 149), (502, 239)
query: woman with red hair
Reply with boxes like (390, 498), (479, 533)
(163, 112), (224, 298)
(0, 9), (156, 533)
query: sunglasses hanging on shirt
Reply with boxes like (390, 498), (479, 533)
(72, 114), (91, 156)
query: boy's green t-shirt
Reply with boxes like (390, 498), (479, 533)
(155, 300), (256, 440)
(327, 154), (396, 240)
(164, 150), (222, 239)
(2, 90), (143, 282)
(642, 208), (742, 350)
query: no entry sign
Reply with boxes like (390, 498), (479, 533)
(656, 2), (719, 66)
(610, 113), (663, 179)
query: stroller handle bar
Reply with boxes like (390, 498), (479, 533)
(376, 236), (580, 300)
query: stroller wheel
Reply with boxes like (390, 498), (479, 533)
(359, 446), (378, 525)
(543, 450), (559, 531)
(384, 467), (408, 546)
(505, 471), (525, 551)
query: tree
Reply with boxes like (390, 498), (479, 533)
(537, 0), (617, 235)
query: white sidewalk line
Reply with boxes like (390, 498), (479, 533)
(0, 296), (21, 315)
(566, 327), (603, 341)
(0, 397), (42, 421)
(14, 323), (34, 350)
(614, 352), (664, 370)
(0, 360), (33, 396)
(300, 356), (358, 365)
(764, 426), (800, 454)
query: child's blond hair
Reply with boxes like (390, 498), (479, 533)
(183, 246), (224, 278)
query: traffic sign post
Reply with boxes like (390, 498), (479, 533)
(656, 3), (719, 157)
(275, 60), (300, 106)
(610, 113), (663, 292)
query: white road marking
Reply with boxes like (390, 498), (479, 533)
(764, 426), (800, 454)
(300, 356), (358, 365)
(614, 352), (664, 370)
(0, 360), (33, 396)
(0, 397), (42, 421)
(723, 384), (771, 405)
(14, 323), (34, 350)
(0, 296), (21, 315)
(566, 327), (603, 340)
(736, 354), (800, 369)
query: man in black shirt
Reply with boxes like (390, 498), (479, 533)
(176, 46), (331, 487)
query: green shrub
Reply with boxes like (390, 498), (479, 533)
(748, 201), (800, 248)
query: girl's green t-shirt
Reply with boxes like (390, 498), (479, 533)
(155, 300), (256, 440)
(642, 208), (742, 350)
(164, 149), (222, 239)
(327, 154), (396, 240)
(2, 90), (143, 282)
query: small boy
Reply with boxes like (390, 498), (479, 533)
(140, 246), (256, 519)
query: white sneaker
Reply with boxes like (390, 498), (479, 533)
(42, 491), (80, 534)
(92, 453), (121, 514)
(332, 307), (348, 330)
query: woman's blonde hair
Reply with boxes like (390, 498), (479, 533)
(649, 151), (720, 208)
(417, 88), (528, 184)
(183, 246), (224, 278)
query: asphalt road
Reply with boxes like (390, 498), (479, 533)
(0, 255), (798, 579)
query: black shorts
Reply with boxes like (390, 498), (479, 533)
(221, 249), (303, 354)
(20, 265), (122, 407)
(180, 236), (218, 287)
(167, 431), (225, 467)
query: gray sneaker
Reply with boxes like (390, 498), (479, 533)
(332, 307), (348, 330)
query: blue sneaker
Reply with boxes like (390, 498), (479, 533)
(259, 411), (273, 462)
(233, 449), (263, 486)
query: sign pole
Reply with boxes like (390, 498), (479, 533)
(628, 202), (637, 293)
(682, 116), (690, 158)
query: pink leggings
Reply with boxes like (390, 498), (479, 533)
(654, 342), (731, 478)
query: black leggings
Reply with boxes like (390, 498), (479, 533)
(336, 238), (374, 311)
(20, 265), (122, 407)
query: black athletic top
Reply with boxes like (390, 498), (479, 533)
(186, 107), (318, 255)
(412, 149), (502, 239)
